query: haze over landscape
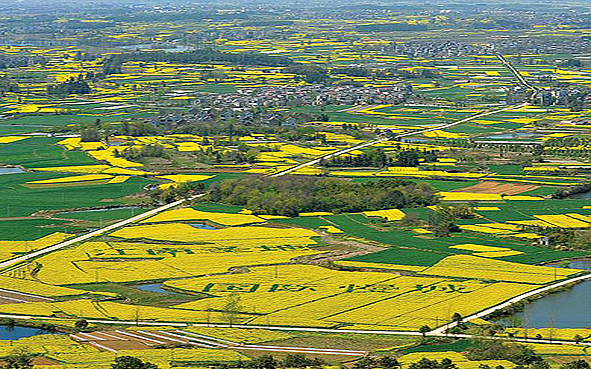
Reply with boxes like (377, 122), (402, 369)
(2, 1), (591, 369)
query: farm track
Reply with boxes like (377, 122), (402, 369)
(69, 329), (368, 356)
(1, 271), (590, 353)
(496, 53), (539, 91)
(270, 102), (527, 177)
(0, 194), (205, 272)
(5, 312), (591, 350)
(0, 288), (53, 304)
(0, 61), (577, 356)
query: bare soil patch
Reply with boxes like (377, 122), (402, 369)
(452, 181), (539, 195)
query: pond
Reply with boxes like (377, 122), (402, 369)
(479, 132), (542, 140)
(133, 283), (191, 298)
(401, 137), (429, 143)
(120, 44), (194, 52)
(190, 223), (217, 230)
(496, 260), (591, 328)
(0, 325), (56, 340)
(0, 167), (24, 175)
(567, 192), (591, 199)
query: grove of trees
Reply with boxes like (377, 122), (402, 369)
(206, 176), (438, 216)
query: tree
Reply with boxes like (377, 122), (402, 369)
(408, 358), (457, 369)
(440, 358), (458, 369)
(395, 149), (420, 167)
(2, 348), (33, 369)
(353, 356), (377, 369)
(379, 356), (401, 369)
(561, 361), (591, 369)
(452, 313), (463, 323)
(466, 340), (542, 365)
(222, 293), (242, 326)
(249, 355), (277, 369)
(419, 325), (431, 337)
(284, 64), (329, 83)
(74, 319), (89, 330)
(530, 361), (550, 369)
(80, 128), (101, 142)
(111, 356), (158, 369)
(282, 354), (324, 368)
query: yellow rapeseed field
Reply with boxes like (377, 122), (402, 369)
(419, 255), (580, 284)
(22, 232), (322, 284)
(318, 225), (344, 233)
(0, 136), (27, 144)
(156, 174), (214, 183)
(363, 208), (405, 221)
(107, 175), (130, 184)
(534, 214), (591, 228)
(0, 232), (71, 262)
(398, 351), (515, 369)
(450, 244), (510, 252)
(140, 208), (265, 226)
(439, 192), (502, 201)
(110, 223), (317, 243)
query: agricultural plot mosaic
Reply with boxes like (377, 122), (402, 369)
(2, 1), (591, 368)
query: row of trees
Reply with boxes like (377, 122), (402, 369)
(321, 148), (390, 168)
(3, 345), (584, 369)
(115, 144), (167, 160)
(0, 55), (46, 69)
(206, 176), (438, 216)
(46, 78), (91, 96)
(466, 340), (544, 366)
(552, 183), (591, 199)
(320, 148), (439, 168)
(428, 204), (477, 237)
(355, 23), (429, 32)
(396, 149), (439, 167)
(211, 354), (325, 369)
(149, 181), (206, 205)
(104, 49), (295, 70)
(0, 76), (19, 94)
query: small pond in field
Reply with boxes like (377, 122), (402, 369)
(0, 167), (24, 175)
(189, 223), (217, 230)
(133, 283), (193, 298)
(0, 325), (56, 340)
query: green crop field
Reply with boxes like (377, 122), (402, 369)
(0, 173), (154, 217)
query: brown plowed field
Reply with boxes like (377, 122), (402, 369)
(452, 181), (539, 195)
(0, 289), (52, 304)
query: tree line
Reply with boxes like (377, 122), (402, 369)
(321, 148), (391, 168)
(46, 78), (91, 96)
(206, 176), (438, 217)
(0, 54), (47, 69)
(103, 49), (295, 69)
(320, 148), (439, 168)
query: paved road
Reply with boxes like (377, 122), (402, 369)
(2, 101), (526, 266)
(496, 54), (539, 91)
(270, 102), (527, 177)
(395, 102), (527, 139)
(4, 311), (591, 349)
(0, 194), (204, 272)
(270, 137), (389, 177)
